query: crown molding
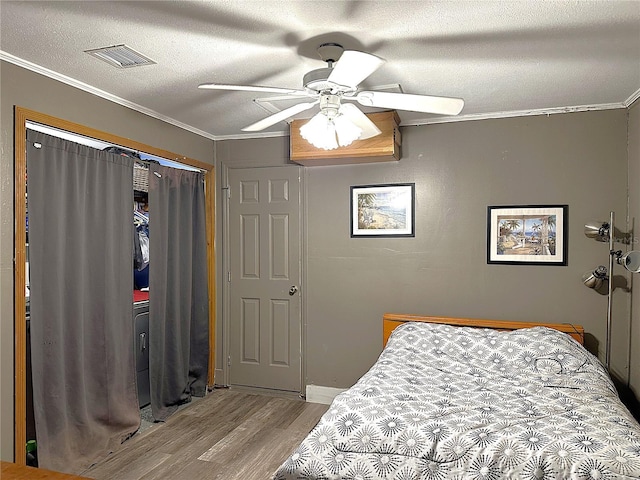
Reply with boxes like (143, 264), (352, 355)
(401, 102), (627, 127)
(213, 130), (288, 141)
(625, 88), (640, 108)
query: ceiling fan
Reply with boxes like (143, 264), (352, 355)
(199, 43), (464, 148)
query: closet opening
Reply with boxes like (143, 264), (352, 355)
(14, 107), (215, 470)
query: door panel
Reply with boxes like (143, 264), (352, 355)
(271, 300), (290, 366)
(241, 215), (260, 278)
(228, 166), (301, 392)
(240, 298), (260, 364)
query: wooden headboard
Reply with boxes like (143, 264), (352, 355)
(383, 313), (585, 347)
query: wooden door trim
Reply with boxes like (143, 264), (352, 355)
(205, 169), (216, 387)
(13, 106), (216, 463)
(14, 107), (28, 466)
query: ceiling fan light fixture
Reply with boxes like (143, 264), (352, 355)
(334, 115), (362, 146)
(300, 111), (362, 150)
(300, 113), (338, 150)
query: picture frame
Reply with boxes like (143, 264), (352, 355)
(487, 205), (568, 265)
(350, 183), (415, 237)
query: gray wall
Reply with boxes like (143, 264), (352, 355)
(217, 110), (632, 394)
(305, 111), (630, 387)
(0, 60), (214, 461)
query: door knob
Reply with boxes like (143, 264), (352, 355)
(288, 285), (299, 296)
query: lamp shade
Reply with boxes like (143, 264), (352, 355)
(617, 251), (640, 273)
(334, 115), (362, 146)
(584, 221), (610, 241)
(582, 265), (607, 289)
(299, 112), (362, 150)
(300, 113), (338, 150)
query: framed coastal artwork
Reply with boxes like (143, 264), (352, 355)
(350, 183), (415, 237)
(487, 205), (568, 265)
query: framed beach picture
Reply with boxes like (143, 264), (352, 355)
(351, 183), (415, 237)
(487, 205), (568, 265)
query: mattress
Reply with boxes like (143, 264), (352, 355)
(273, 321), (640, 479)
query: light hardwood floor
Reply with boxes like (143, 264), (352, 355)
(83, 388), (328, 480)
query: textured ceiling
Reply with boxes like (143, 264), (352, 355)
(1, 1), (639, 140)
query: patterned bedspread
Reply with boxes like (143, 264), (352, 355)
(273, 322), (640, 479)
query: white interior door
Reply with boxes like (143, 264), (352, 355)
(227, 166), (302, 392)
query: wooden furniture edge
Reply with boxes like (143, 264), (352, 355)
(1, 461), (92, 479)
(383, 313), (585, 347)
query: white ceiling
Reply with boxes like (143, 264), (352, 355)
(1, 1), (639, 141)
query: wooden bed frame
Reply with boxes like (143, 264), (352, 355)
(383, 313), (585, 347)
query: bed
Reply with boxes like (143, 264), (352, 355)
(273, 313), (640, 479)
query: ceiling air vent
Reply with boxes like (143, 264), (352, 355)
(84, 44), (156, 69)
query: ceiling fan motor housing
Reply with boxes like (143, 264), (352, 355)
(303, 67), (336, 92)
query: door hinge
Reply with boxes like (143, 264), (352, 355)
(227, 271), (231, 282)
(222, 186), (230, 199)
(227, 355), (231, 367)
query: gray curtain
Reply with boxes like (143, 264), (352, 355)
(148, 163), (209, 421)
(26, 130), (140, 474)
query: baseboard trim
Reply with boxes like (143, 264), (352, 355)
(305, 385), (347, 405)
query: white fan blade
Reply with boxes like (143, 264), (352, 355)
(338, 103), (381, 140)
(199, 83), (308, 96)
(327, 50), (385, 89)
(254, 93), (315, 102)
(356, 91), (464, 116)
(241, 101), (318, 131)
